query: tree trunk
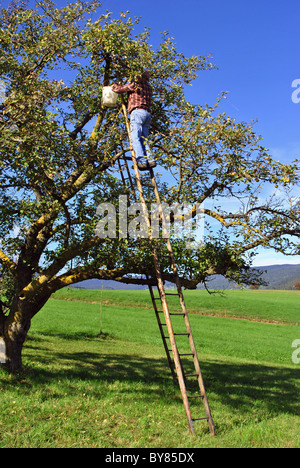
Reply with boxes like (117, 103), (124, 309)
(0, 290), (52, 373)
(0, 334), (23, 373)
(0, 305), (31, 374)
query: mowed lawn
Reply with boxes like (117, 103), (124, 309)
(0, 289), (299, 448)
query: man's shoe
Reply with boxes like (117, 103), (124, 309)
(137, 159), (157, 171)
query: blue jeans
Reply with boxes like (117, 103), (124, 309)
(130, 109), (151, 162)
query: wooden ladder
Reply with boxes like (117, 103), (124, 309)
(118, 100), (216, 436)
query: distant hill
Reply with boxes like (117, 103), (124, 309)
(70, 278), (147, 291)
(198, 264), (300, 290)
(259, 264), (300, 290)
(70, 264), (300, 290)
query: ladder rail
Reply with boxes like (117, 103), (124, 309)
(119, 98), (215, 436)
(147, 279), (178, 385)
(149, 160), (216, 436)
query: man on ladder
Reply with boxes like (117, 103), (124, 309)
(104, 72), (216, 437)
(111, 71), (157, 171)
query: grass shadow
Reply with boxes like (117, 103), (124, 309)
(15, 332), (299, 422)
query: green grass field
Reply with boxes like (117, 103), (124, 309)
(0, 289), (299, 448)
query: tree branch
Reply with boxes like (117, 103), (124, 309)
(0, 250), (17, 275)
(69, 112), (95, 140)
(41, 236), (105, 283)
(48, 266), (129, 291)
(62, 146), (130, 202)
(236, 227), (300, 255)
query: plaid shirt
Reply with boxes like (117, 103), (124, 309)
(111, 80), (152, 114)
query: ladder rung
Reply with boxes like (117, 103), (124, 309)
(165, 293), (179, 296)
(170, 312), (186, 316)
(192, 418), (209, 421)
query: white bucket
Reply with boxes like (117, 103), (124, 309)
(102, 86), (118, 108)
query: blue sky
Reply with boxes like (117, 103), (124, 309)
(2, 0), (300, 266)
(105, 0), (300, 144)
